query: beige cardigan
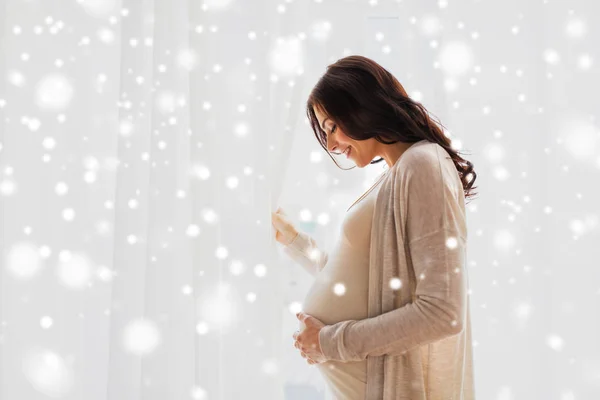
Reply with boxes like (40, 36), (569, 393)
(288, 140), (475, 399)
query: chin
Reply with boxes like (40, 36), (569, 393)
(354, 153), (365, 167)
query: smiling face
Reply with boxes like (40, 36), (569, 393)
(313, 105), (379, 168)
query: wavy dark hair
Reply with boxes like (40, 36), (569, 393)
(306, 55), (478, 204)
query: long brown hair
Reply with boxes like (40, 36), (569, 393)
(306, 55), (478, 204)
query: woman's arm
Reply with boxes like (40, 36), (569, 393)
(317, 228), (467, 362)
(282, 230), (329, 277)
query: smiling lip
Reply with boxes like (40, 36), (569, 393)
(344, 147), (352, 158)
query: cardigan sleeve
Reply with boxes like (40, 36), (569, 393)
(318, 147), (468, 362)
(282, 230), (329, 277)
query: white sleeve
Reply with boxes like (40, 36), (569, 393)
(282, 230), (329, 277)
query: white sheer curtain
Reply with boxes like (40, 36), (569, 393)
(1, 0), (599, 399)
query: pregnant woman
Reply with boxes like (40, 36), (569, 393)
(272, 55), (478, 400)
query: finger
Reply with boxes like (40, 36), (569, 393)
(297, 313), (312, 324)
(272, 214), (281, 225)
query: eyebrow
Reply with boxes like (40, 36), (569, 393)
(320, 117), (330, 131)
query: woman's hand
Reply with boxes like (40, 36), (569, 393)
(293, 312), (327, 365)
(271, 207), (299, 246)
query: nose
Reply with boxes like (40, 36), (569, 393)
(326, 136), (340, 154)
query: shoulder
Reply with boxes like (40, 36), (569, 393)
(393, 141), (461, 196)
(396, 141), (448, 178)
